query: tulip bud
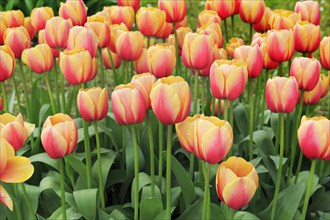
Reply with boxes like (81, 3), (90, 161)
(212, 0), (235, 20)
(197, 23), (223, 49)
(109, 24), (128, 53)
(0, 113), (35, 151)
(102, 48), (121, 69)
(320, 37), (330, 70)
(295, 1), (320, 25)
(0, 46), (16, 82)
(31, 7), (54, 32)
(150, 76), (191, 124)
(234, 45), (263, 78)
(294, 21), (321, 53)
(303, 78), (322, 105)
(131, 73), (157, 109)
(117, 0), (141, 12)
(168, 27), (192, 55)
(175, 114), (199, 153)
(210, 59), (248, 100)
(198, 10), (221, 27)
(268, 9), (301, 30)
(45, 17), (73, 49)
(320, 74), (329, 98)
(59, 0), (87, 26)
(155, 22), (173, 39)
(290, 57), (320, 91)
(136, 7), (166, 37)
(239, 0), (265, 24)
(24, 17), (36, 40)
(115, 31), (144, 61)
(85, 16), (111, 48)
(4, 27), (31, 58)
(216, 156), (259, 209)
(226, 37), (244, 58)
(266, 76), (299, 113)
(200, 47), (227, 77)
(158, 0), (186, 23)
(41, 113), (78, 159)
(21, 44), (54, 74)
(59, 48), (98, 85)
(105, 6), (134, 30)
(2, 10), (24, 28)
(253, 7), (272, 33)
(111, 83), (147, 125)
(266, 29), (294, 63)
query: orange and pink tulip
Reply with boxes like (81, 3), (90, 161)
(105, 6), (134, 30)
(134, 48), (149, 74)
(234, 45), (263, 78)
(45, 17), (73, 49)
(197, 23), (223, 49)
(3, 26), (31, 58)
(22, 44), (54, 74)
(136, 7), (166, 37)
(115, 31), (144, 61)
(200, 47), (228, 77)
(102, 48), (121, 69)
(211, 0), (235, 20)
(24, 17), (36, 40)
(259, 42), (279, 70)
(85, 16), (111, 48)
(295, 1), (320, 25)
(303, 78), (323, 105)
(168, 27), (192, 55)
(268, 9), (301, 30)
(109, 24), (128, 53)
(253, 7), (272, 33)
(131, 73), (157, 109)
(294, 21), (321, 53)
(59, 0), (87, 26)
(38, 30), (60, 58)
(320, 37), (330, 70)
(226, 37), (244, 58)
(0, 46), (16, 82)
(30, 7), (54, 32)
(1, 10), (24, 28)
(158, 0), (186, 23)
(155, 21), (173, 39)
(266, 29), (294, 63)
(198, 10), (221, 28)
(117, 0), (140, 12)
(239, 0), (265, 24)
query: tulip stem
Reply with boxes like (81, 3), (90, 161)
(224, 99), (228, 121)
(260, 70), (269, 129)
(278, 62), (283, 77)
(229, 100), (234, 128)
(43, 74), (57, 114)
(21, 183), (37, 220)
(224, 19), (229, 43)
(146, 112), (155, 197)
(98, 48), (106, 88)
(12, 75), (21, 112)
(201, 77), (206, 113)
(147, 37), (151, 49)
(107, 48), (118, 86)
(211, 97), (216, 116)
(82, 119), (92, 189)
(285, 112), (291, 157)
(202, 162), (211, 220)
(53, 64), (60, 112)
(166, 124), (173, 220)
(14, 184), (22, 220)
(249, 23), (253, 42)
(248, 79), (254, 161)
(271, 113), (285, 220)
(231, 15), (234, 38)
(130, 125), (140, 220)
(319, 160), (325, 178)
(59, 158), (67, 220)
(18, 59), (31, 120)
(0, 82), (8, 112)
(158, 121), (164, 188)
(56, 62), (66, 113)
(274, 119), (280, 155)
(193, 70), (199, 114)
(173, 22), (179, 76)
(122, 126), (126, 168)
(301, 160), (316, 220)
(93, 121), (105, 208)
(295, 151), (304, 183)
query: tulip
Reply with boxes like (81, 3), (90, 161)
(200, 47), (227, 77)
(59, 0), (87, 26)
(290, 57), (320, 91)
(320, 37), (330, 70)
(216, 156), (259, 210)
(212, 0), (235, 20)
(147, 43), (176, 78)
(3, 27), (31, 58)
(30, 7), (54, 31)
(168, 27), (192, 55)
(0, 113), (35, 151)
(1, 10), (24, 28)
(265, 76), (299, 113)
(150, 76), (191, 124)
(233, 45), (263, 78)
(155, 22), (173, 39)
(45, 17), (73, 49)
(102, 48), (121, 69)
(266, 29), (294, 63)
(226, 37), (244, 58)
(67, 26), (99, 57)
(59, 48), (98, 85)
(239, 0), (265, 24)
(197, 23), (223, 49)
(298, 116), (330, 160)
(111, 83), (147, 125)
(21, 44), (54, 74)
(109, 23), (128, 53)
(294, 21), (321, 53)
(85, 16), (111, 48)
(38, 30), (60, 58)
(210, 59), (248, 100)
(176, 16), (187, 28)
(320, 74), (329, 98)
(268, 9), (301, 30)
(136, 7), (166, 37)
(253, 7), (272, 33)
(198, 10), (221, 27)
(133, 48), (149, 74)
(251, 32), (267, 46)
(131, 73), (157, 109)
(24, 17), (36, 40)
(295, 1), (320, 25)
(115, 31), (144, 61)
(158, 0), (186, 23)
(0, 46), (16, 82)
(259, 42), (279, 70)
(118, 0), (140, 12)
(0, 15), (7, 45)
(77, 87), (108, 122)
(175, 114), (199, 153)
(41, 113), (78, 159)
(233, 0), (241, 15)
(105, 6), (134, 30)
(182, 33), (214, 70)
(303, 78), (322, 105)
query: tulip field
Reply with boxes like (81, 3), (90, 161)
(1, 0), (330, 219)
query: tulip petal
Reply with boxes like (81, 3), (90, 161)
(0, 185), (13, 211)
(41, 127), (68, 159)
(0, 156), (34, 183)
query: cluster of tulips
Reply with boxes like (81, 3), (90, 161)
(0, 0), (329, 219)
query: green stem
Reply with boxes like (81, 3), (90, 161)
(53, 65), (60, 112)
(285, 112), (291, 157)
(248, 79), (254, 161)
(274, 119), (280, 155)
(21, 183), (37, 219)
(82, 118), (92, 188)
(18, 59), (31, 119)
(202, 162), (211, 220)
(319, 160), (325, 178)
(201, 77), (206, 113)
(59, 158), (67, 220)
(211, 97), (216, 116)
(260, 70), (269, 129)
(278, 62), (283, 77)
(218, 98), (221, 118)
(188, 153), (195, 180)
(122, 126), (126, 168)
(173, 22), (179, 76)
(158, 122), (164, 188)
(14, 184), (22, 220)
(224, 99), (228, 121)
(301, 160), (316, 220)
(193, 70), (199, 114)
(98, 48), (106, 88)
(249, 23), (253, 42)
(231, 15), (234, 38)
(130, 125), (139, 220)
(43, 74), (56, 114)
(146, 112), (155, 197)
(295, 151), (304, 183)
(270, 113), (284, 220)
(166, 124), (173, 220)
(107, 48), (118, 86)
(12, 74), (21, 112)
(254, 76), (261, 126)
(147, 36), (151, 49)
(1, 82), (8, 112)
(224, 19), (229, 43)
(94, 121), (105, 208)
(229, 100), (234, 128)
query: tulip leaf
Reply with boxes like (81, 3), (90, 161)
(65, 155), (88, 188)
(308, 187), (330, 213)
(269, 156), (288, 169)
(234, 211), (260, 220)
(29, 153), (59, 171)
(131, 172), (151, 207)
(233, 103), (249, 136)
(49, 206), (82, 220)
(140, 197), (163, 220)
(23, 184), (40, 213)
(91, 150), (116, 188)
(73, 189), (98, 220)
(109, 209), (128, 220)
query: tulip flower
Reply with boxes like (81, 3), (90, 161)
(239, 0), (265, 24)
(266, 29), (294, 63)
(38, 30), (59, 58)
(105, 6), (134, 30)
(85, 16), (111, 48)
(226, 37), (244, 58)
(253, 7), (272, 33)
(303, 78), (322, 105)
(176, 16), (187, 28)
(259, 43), (279, 70)
(59, 48), (98, 85)
(233, 45), (263, 78)
(24, 17), (36, 40)
(155, 21), (173, 39)
(210, 59), (248, 100)
(158, 0), (186, 23)
(147, 43), (176, 78)
(200, 47), (228, 77)
(77, 87), (108, 122)
(233, 0), (241, 15)
(265, 76), (299, 113)
(45, 17), (73, 49)
(136, 7), (166, 37)
(320, 74), (329, 98)
(294, 21), (321, 53)
(290, 57), (320, 91)
(216, 156), (259, 210)
(197, 23), (223, 49)
(175, 114), (199, 153)
(268, 9), (301, 30)
(59, 0), (87, 26)
(0, 113), (35, 151)
(21, 44), (54, 74)
(1, 10), (24, 28)
(117, 0), (140, 12)
(109, 24), (128, 53)
(0, 46), (16, 82)
(295, 1), (320, 25)
(251, 32), (267, 46)
(111, 83), (147, 125)
(211, 0), (235, 20)
(168, 27), (192, 55)
(3, 27), (31, 58)
(320, 37), (330, 70)
(115, 31), (144, 61)
(0, 15), (7, 45)
(102, 48), (121, 69)
(198, 10), (221, 27)
(30, 7), (54, 32)
(133, 48), (149, 74)
(131, 73), (157, 109)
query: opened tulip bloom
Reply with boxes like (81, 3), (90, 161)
(295, 0), (320, 25)
(226, 37), (244, 58)
(233, 45), (263, 78)
(45, 17), (72, 49)
(239, 0), (265, 24)
(294, 21), (321, 53)
(320, 37), (330, 70)
(115, 31), (144, 61)
(3, 26), (31, 58)
(216, 156), (259, 210)
(158, 0), (186, 23)
(198, 10), (221, 27)
(105, 6), (134, 30)
(30, 7), (54, 32)
(0, 46), (16, 82)
(266, 29), (294, 63)
(133, 48), (149, 74)
(210, 0), (235, 20)
(268, 9), (301, 30)
(131, 73), (157, 109)
(59, 0), (87, 26)
(136, 7), (166, 37)
(85, 16), (111, 48)
(117, 0), (140, 12)
(21, 44), (54, 74)
(253, 7), (272, 33)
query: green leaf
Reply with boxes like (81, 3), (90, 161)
(29, 153), (59, 171)
(269, 155), (288, 169)
(309, 187), (330, 212)
(234, 211), (260, 220)
(73, 189), (98, 220)
(109, 209), (128, 220)
(140, 197), (163, 220)
(131, 172), (151, 206)
(92, 150), (117, 187)
(65, 155), (88, 187)
(233, 103), (249, 136)
(49, 207), (82, 220)
(23, 184), (40, 213)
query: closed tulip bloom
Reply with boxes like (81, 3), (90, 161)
(3, 27), (31, 58)
(45, 17), (73, 49)
(303, 78), (322, 105)
(24, 17), (36, 40)
(216, 156), (259, 210)
(105, 6), (134, 30)
(198, 10), (221, 27)
(67, 26), (99, 57)
(298, 116), (329, 160)
(60, 48), (98, 85)
(38, 30), (60, 58)
(175, 114), (200, 153)
(118, 0), (141, 12)
(111, 83), (147, 125)
(136, 7), (166, 37)
(200, 47), (227, 77)
(234, 45), (263, 78)
(21, 44), (54, 74)
(168, 27), (192, 55)
(0, 46), (16, 82)
(131, 73), (157, 109)
(197, 23), (223, 49)
(233, 0), (241, 15)
(59, 0), (87, 26)
(102, 48), (121, 69)
(266, 77), (299, 113)
(266, 29), (294, 63)
(239, 0), (265, 24)
(226, 37), (244, 58)
(290, 57), (320, 91)
(212, 0), (235, 19)
(210, 59), (248, 100)
(115, 31), (144, 61)
(41, 113), (78, 159)
(320, 37), (330, 70)
(0, 113), (35, 151)
(253, 7), (273, 33)
(182, 33), (214, 70)
(268, 9), (301, 30)
(147, 43), (176, 78)
(259, 43), (279, 70)
(109, 24), (128, 53)
(295, 1), (320, 25)
(251, 32), (267, 46)
(320, 74), (329, 98)
(158, 0), (186, 23)
(85, 16), (111, 48)
(155, 21), (173, 39)
(0, 15), (7, 45)
(31, 7), (54, 32)
(133, 48), (149, 74)
(176, 16), (187, 28)
(1, 10), (24, 28)
(294, 21), (321, 53)
(150, 76), (191, 124)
